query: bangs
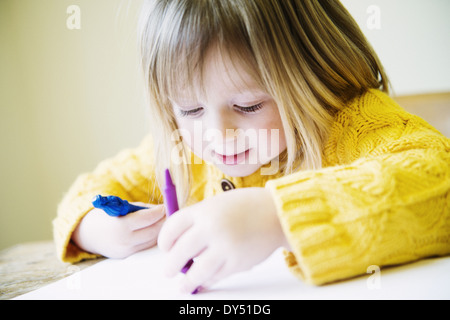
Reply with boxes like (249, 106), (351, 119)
(142, 0), (263, 104)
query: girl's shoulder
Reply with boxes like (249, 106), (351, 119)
(336, 89), (425, 130)
(325, 89), (448, 164)
(346, 89), (404, 116)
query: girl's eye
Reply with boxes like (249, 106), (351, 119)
(178, 103), (264, 117)
(179, 107), (203, 117)
(235, 103), (264, 114)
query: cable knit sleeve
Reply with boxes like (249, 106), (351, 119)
(53, 135), (162, 263)
(265, 90), (450, 285)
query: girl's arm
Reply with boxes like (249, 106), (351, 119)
(53, 136), (163, 263)
(266, 90), (450, 285)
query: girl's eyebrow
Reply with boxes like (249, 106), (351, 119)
(172, 102), (203, 109)
(233, 90), (265, 96)
(231, 90), (271, 101)
(169, 89), (271, 106)
(168, 97), (197, 106)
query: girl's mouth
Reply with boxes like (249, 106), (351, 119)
(213, 149), (251, 166)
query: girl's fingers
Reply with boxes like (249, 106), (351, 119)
(123, 204), (165, 231)
(132, 238), (157, 253)
(131, 218), (165, 246)
(164, 227), (207, 277)
(179, 249), (225, 294)
(197, 264), (234, 292)
(158, 208), (193, 252)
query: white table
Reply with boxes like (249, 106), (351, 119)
(14, 247), (450, 300)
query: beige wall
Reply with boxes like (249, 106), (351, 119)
(0, 0), (147, 250)
(342, 0), (450, 95)
(1, 0), (449, 250)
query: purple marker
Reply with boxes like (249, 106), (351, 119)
(163, 169), (179, 216)
(163, 169), (197, 293)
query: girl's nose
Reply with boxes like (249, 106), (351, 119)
(204, 114), (245, 152)
(205, 110), (238, 140)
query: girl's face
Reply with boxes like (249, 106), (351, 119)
(171, 51), (287, 177)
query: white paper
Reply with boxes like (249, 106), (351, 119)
(15, 248), (450, 300)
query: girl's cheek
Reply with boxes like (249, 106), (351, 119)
(178, 126), (213, 162)
(256, 124), (287, 163)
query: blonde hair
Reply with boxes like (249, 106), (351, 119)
(138, 0), (389, 205)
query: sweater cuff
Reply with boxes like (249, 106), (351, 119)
(265, 167), (368, 285)
(53, 191), (102, 263)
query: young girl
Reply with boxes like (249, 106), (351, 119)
(54, 0), (450, 293)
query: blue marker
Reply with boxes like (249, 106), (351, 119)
(92, 195), (147, 217)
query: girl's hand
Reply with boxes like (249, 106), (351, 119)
(158, 187), (287, 294)
(72, 203), (165, 258)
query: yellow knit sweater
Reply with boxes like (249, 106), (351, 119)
(53, 89), (450, 285)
